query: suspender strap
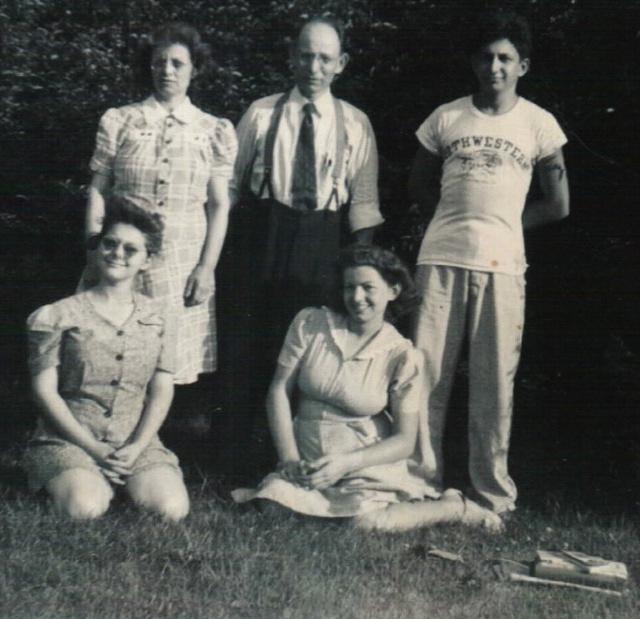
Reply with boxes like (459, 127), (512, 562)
(323, 97), (347, 210)
(258, 92), (348, 209)
(258, 93), (289, 198)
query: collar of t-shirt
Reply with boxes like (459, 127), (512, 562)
(142, 95), (198, 125)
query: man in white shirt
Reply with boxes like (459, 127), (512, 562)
(408, 11), (569, 518)
(215, 17), (383, 472)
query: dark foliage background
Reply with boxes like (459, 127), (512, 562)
(1, 0), (639, 509)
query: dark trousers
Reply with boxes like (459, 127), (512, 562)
(213, 198), (348, 474)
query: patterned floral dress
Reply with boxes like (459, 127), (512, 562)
(232, 307), (439, 517)
(89, 96), (238, 384)
(23, 292), (181, 491)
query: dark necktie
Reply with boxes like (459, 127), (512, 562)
(291, 102), (317, 211)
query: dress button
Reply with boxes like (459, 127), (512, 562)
(158, 179), (165, 184)
(163, 158), (169, 163)
(117, 330), (124, 336)
(158, 201), (164, 206)
(165, 138), (172, 144)
(115, 354), (123, 361)
(110, 379), (119, 386)
(103, 410), (112, 418)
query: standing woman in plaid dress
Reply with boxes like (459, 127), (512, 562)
(83, 23), (237, 386)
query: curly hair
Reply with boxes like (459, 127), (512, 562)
(465, 10), (532, 60)
(135, 22), (212, 91)
(332, 244), (421, 323)
(99, 197), (164, 257)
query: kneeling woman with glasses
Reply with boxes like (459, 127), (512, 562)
(24, 199), (189, 521)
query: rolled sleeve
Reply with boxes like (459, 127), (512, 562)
(26, 304), (63, 375)
(209, 118), (238, 181)
(347, 115), (383, 232)
(89, 108), (121, 175)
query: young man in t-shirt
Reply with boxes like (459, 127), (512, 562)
(408, 11), (569, 517)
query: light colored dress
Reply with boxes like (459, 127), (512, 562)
(89, 96), (238, 384)
(232, 307), (439, 517)
(23, 292), (181, 491)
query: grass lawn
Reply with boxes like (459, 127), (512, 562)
(0, 471), (638, 619)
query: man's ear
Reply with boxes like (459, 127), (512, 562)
(335, 52), (350, 76)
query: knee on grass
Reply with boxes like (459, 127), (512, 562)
(127, 467), (190, 522)
(46, 468), (113, 520)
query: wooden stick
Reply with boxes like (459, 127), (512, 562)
(509, 573), (623, 597)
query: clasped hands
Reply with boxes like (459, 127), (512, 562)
(278, 453), (355, 491)
(92, 441), (145, 486)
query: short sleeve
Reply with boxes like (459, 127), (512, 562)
(276, 307), (319, 369)
(388, 347), (424, 416)
(89, 108), (121, 175)
(415, 108), (442, 156)
(209, 118), (238, 180)
(26, 304), (63, 375)
(156, 308), (178, 374)
(535, 109), (568, 162)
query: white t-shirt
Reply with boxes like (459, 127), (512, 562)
(415, 96), (567, 275)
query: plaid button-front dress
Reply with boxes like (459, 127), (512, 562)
(89, 97), (238, 384)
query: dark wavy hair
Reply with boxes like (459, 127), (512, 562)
(135, 22), (212, 91)
(332, 244), (420, 324)
(465, 10), (532, 60)
(99, 197), (164, 257)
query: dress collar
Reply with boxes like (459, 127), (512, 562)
(323, 307), (408, 359)
(142, 95), (198, 125)
(289, 87), (334, 119)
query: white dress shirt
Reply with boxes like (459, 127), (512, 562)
(232, 87), (383, 232)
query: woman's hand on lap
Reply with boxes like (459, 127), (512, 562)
(184, 264), (215, 306)
(108, 442), (144, 470)
(305, 454), (354, 490)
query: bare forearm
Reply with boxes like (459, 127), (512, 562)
(522, 197), (569, 229)
(266, 386), (300, 463)
(32, 385), (102, 457)
(85, 174), (110, 238)
(199, 182), (231, 269)
(129, 373), (174, 449)
(342, 431), (415, 473)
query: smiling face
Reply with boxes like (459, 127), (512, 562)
(342, 266), (400, 328)
(291, 22), (348, 101)
(471, 38), (529, 96)
(151, 43), (194, 102)
(97, 223), (151, 284)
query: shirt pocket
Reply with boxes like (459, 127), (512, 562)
(127, 317), (164, 386)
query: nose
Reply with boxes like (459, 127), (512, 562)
(490, 55), (501, 73)
(352, 287), (365, 303)
(309, 55), (321, 74)
(112, 242), (125, 259)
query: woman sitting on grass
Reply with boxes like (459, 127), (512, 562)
(24, 199), (189, 521)
(233, 244), (501, 531)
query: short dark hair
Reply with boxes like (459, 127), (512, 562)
(100, 197), (164, 256)
(136, 22), (212, 91)
(333, 244), (420, 323)
(466, 10), (532, 60)
(294, 15), (347, 52)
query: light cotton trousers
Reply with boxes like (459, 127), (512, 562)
(413, 265), (525, 513)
